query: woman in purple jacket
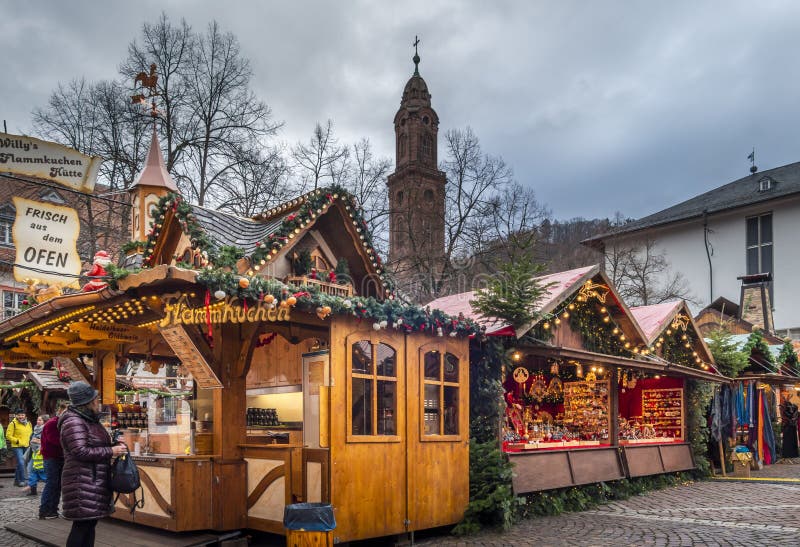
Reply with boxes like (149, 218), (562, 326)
(58, 382), (126, 547)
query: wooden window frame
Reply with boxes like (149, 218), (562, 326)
(420, 344), (462, 442)
(346, 333), (401, 443)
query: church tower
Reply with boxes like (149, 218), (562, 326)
(387, 40), (447, 280)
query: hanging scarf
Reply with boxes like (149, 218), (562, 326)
(763, 389), (777, 464)
(757, 390), (765, 463)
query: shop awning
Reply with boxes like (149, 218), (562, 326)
(526, 345), (730, 383)
(737, 373), (800, 385)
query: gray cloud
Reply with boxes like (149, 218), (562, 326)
(3, 1), (800, 220)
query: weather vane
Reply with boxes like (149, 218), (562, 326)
(131, 63), (160, 118)
(748, 147), (757, 174)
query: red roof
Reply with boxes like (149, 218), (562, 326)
(630, 301), (683, 343)
(426, 265), (598, 336)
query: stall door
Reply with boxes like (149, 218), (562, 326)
(406, 339), (470, 531)
(330, 326), (408, 541)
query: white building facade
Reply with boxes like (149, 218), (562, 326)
(585, 164), (800, 334)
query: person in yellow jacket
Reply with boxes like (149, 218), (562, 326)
(6, 410), (32, 487)
(25, 436), (46, 496)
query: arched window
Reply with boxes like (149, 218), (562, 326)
(421, 134), (432, 158)
(423, 189), (434, 201)
(399, 134), (408, 158)
(396, 191), (404, 206)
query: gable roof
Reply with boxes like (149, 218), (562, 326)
(631, 300), (715, 367)
(630, 301), (684, 343)
(190, 205), (285, 256)
(426, 264), (649, 346)
(584, 161), (800, 245)
(146, 186), (390, 299)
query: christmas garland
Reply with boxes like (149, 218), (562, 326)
(116, 388), (190, 398)
(530, 294), (632, 357)
(140, 185), (396, 295)
(196, 267), (480, 337)
(659, 326), (698, 368)
(0, 381), (35, 390)
(141, 193), (215, 268)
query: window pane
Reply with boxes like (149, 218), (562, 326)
(443, 386), (459, 435)
(746, 247), (759, 275)
(377, 380), (396, 435)
(746, 217), (759, 247)
(3, 292), (11, 309)
(352, 377), (373, 435)
(444, 353), (459, 383)
(424, 383), (440, 435)
(376, 343), (396, 377)
(352, 341), (373, 374)
(760, 214), (773, 244)
(761, 245), (773, 275)
(424, 351), (440, 380)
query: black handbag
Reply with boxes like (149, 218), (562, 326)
(110, 444), (144, 515)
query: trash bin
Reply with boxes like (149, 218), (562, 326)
(284, 502), (336, 547)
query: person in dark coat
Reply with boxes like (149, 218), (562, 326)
(59, 382), (126, 547)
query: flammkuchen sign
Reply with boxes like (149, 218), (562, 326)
(12, 196), (81, 287)
(0, 132), (102, 193)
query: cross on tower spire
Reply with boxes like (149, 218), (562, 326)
(413, 35), (421, 75)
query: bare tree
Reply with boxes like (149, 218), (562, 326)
(120, 13), (193, 171)
(608, 238), (694, 306)
(338, 138), (392, 254)
(393, 128), (542, 301)
(292, 120), (349, 192)
(215, 146), (292, 217)
(469, 181), (550, 268)
(32, 79), (146, 258)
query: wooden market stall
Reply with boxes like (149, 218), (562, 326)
(0, 173), (473, 543)
(429, 265), (727, 494)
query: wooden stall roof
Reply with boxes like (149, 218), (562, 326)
(427, 265), (600, 337)
(428, 264), (648, 349)
(631, 301), (716, 367)
(528, 344), (730, 383)
(154, 190), (390, 299)
(25, 370), (73, 391)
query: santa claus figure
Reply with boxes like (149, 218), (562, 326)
(81, 250), (112, 292)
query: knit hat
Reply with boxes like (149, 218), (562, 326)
(67, 381), (98, 406)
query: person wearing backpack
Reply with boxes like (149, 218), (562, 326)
(59, 382), (126, 547)
(6, 409), (32, 487)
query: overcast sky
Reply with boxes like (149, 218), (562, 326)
(3, 1), (800, 221)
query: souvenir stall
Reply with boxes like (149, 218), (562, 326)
(0, 182), (475, 544)
(620, 301), (719, 477)
(429, 265), (725, 494)
(707, 332), (799, 469)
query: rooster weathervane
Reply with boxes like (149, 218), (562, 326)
(131, 63), (160, 118)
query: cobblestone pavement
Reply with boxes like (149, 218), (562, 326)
(416, 475), (800, 546)
(0, 476), (45, 547)
(3, 470), (800, 546)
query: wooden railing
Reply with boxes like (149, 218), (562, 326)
(285, 276), (354, 297)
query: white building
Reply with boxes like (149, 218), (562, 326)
(584, 162), (800, 335)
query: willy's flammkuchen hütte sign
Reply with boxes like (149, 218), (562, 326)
(12, 196), (81, 287)
(0, 132), (102, 193)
